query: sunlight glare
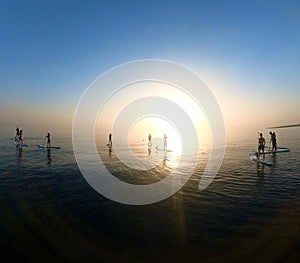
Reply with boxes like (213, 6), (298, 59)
(129, 116), (182, 155)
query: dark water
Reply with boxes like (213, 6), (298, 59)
(0, 135), (300, 262)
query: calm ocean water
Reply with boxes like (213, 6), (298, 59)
(0, 131), (300, 262)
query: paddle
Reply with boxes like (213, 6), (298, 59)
(257, 131), (259, 152)
(267, 123), (300, 129)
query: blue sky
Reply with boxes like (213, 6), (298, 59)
(1, 0), (300, 135)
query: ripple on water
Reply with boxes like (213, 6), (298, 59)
(1, 136), (300, 261)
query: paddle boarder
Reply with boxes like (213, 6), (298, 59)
(108, 133), (112, 146)
(148, 133), (152, 156)
(46, 132), (51, 148)
(269, 131), (277, 152)
(258, 133), (265, 157)
(19, 130), (24, 145)
(148, 133), (152, 146)
(15, 127), (20, 139)
(163, 133), (168, 151)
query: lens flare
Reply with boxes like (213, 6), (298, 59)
(72, 59), (226, 205)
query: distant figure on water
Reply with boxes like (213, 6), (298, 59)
(19, 130), (24, 145)
(163, 133), (168, 151)
(258, 133), (265, 157)
(148, 133), (152, 147)
(269, 131), (277, 152)
(148, 133), (152, 156)
(108, 133), (112, 146)
(15, 127), (20, 139)
(46, 132), (51, 148)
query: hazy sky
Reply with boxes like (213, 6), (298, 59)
(1, 0), (300, 137)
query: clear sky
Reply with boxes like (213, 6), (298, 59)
(1, 0), (300, 137)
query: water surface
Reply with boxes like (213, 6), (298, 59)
(0, 134), (299, 262)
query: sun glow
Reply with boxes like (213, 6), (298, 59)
(129, 116), (183, 154)
(95, 81), (212, 150)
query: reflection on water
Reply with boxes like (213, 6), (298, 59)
(47, 148), (52, 165)
(108, 145), (112, 157)
(148, 141), (151, 156)
(256, 162), (265, 177)
(17, 145), (23, 164)
(271, 152), (277, 165)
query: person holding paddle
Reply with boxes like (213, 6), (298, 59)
(108, 133), (112, 146)
(258, 133), (265, 157)
(15, 127), (20, 139)
(37, 133), (60, 149)
(46, 132), (51, 148)
(269, 131), (277, 152)
(19, 129), (24, 145)
(163, 133), (168, 151)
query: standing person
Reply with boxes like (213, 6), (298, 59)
(15, 127), (20, 139)
(269, 131), (277, 152)
(19, 130), (24, 145)
(258, 133), (265, 157)
(163, 133), (168, 151)
(148, 133), (152, 147)
(273, 132), (277, 152)
(46, 132), (51, 148)
(108, 133), (112, 146)
(148, 133), (152, 156)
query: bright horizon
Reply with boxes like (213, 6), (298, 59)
(1, 1), (300, 142)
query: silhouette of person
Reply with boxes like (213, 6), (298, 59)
(108, 133), (112, 146)
(269, 131), (277, 152)
(15, 127), (20, 139)
(163, 134), (168, 151)
(258, 133), (265, 158)
(19, 130), (24, 145)
(46, 132), (51, 148)
(148, 133), (152, 155)
(148, 133), (152, 146)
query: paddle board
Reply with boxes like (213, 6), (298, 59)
(249, 153), (273, 166)
(13, 141), (28, 147)
(263, 146), (290, 154)
(155, 148), (173, 152)
(38, 145), (61, 149)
